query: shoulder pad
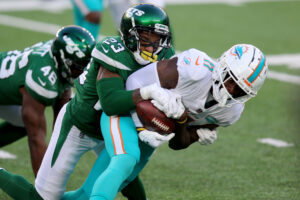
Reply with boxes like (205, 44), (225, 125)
(92, 37), (132, 71)
(177, 50), (214, 82)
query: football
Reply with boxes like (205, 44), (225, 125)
(136, 100), (175, 135)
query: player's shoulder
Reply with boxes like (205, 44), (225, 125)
(180, 48), (215, 65)
(92, 36), (133, 71)
(25, 63), (61, 105)
(176, 48), (215, 81)
(27, 40), (53, 57)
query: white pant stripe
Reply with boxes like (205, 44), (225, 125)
(110, 116), (126, 155)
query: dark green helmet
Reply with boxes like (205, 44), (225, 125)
(51, 25), (95, 85)
(120, 4), (172, 65)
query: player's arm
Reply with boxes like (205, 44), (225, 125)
(169, 123), (219, 150)
(20, 87), (47, 176)
(52, 88), (71, 124)
(73, 0), (101, 24)
(96, 65), (139, 115)
(96, 64), (183, 118)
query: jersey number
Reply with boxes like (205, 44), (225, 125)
(40, 66), (57, 85)
(102, 38), (125, 53)
(0, 50), (31, 79)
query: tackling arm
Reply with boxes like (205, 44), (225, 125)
(96, 66), (141, 116)
(20, 87), (47, 176)
(97, 64), (184, 118)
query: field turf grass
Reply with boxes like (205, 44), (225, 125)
(0, 1), (299, 199)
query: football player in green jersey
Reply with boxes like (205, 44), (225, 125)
(0, 25), (95, 175)
(0, 3), (184, 200)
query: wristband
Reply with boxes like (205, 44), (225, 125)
(136, 127), (146, 132)
(176, 117), (187, 124)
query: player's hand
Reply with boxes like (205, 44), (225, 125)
(196, 128), (218, 145)
(85, 12), (101, 24)
(140, 83), (185, 119)
(138, 129), (175, 148)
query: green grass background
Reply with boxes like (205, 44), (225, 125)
(0, 1), (300, 199)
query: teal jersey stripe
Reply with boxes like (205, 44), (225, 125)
(247, 53), (265, 83)
(204, 59), (214, 71)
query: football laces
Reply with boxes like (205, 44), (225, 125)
(151, 117), (169, 132)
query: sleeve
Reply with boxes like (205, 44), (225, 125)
(126, 62), (159, 90)
(91, 37), (131, 73)
(96, 78), (135, 116)
(25, 66), (59, 106)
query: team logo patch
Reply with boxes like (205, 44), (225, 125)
(182, 56), (191, 65)
(230, 45), (248, 59)
(126, 8), (145, 17)
(63, 35), (85, 58)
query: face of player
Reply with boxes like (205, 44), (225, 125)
(138, 31), (161, 54)
(224, 78), (246, 98)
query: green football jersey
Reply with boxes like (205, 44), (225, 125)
(0, 40), (69, 106)
(67, 36), (175, 138)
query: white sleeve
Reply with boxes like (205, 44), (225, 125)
(126, 62), (160, 90)
(126, 62), (160, 127)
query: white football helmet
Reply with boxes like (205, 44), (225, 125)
(212, 44), (268, 107)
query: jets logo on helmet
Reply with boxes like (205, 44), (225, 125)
(212, 44), (268, 107)
(126, 8), (145, 17)
(63, 35), (85, 58)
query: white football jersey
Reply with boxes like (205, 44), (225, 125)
(126, 48), (245, 128)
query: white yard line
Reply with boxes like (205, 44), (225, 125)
(267, 54), (300, 69)
(0, 150), (17, 159)
(257, 138), (294, 148)
(0, 14), (60, 34)
(268, 71), (300, 85)
(0, 0), (71, 13)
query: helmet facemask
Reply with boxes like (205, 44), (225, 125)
(58, 49), (89, 85)
(212, 58), (253, 107)
(128, 25), (171, 65)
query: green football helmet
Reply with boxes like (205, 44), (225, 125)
(120, 3), (172, 65)
(51, 25), (95, 85)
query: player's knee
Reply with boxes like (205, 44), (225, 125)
(111, 154), (137, 178)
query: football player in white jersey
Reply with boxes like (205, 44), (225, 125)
(59, 43), (268, 199)
(131, 44), (267, 149)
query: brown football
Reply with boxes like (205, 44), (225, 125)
(136, 100), (175, 135)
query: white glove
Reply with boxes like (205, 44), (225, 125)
(138, 129), (175, 148)
(140, 83), (185, 119)
(196, 128), (218, 145)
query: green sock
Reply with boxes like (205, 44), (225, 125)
(121, 176), (147, 200)
(0, 169), (43, 200)
(0, 121), (27, 147)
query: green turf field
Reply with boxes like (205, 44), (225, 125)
(0, 1), (299, 199)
